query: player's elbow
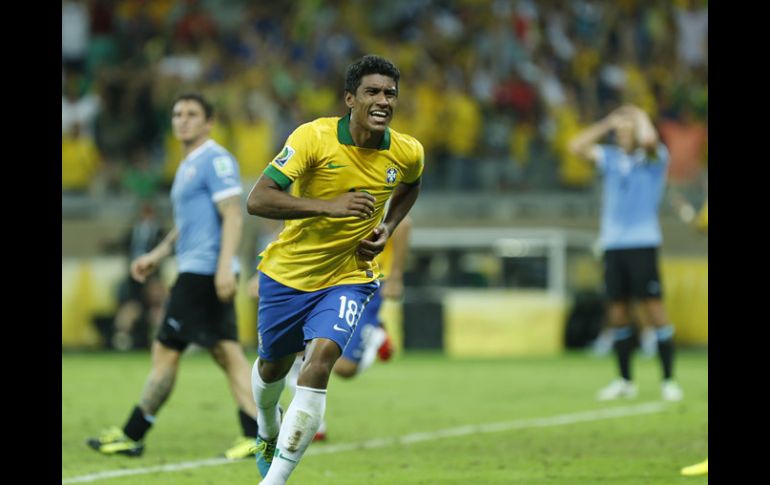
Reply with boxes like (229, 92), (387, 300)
(569, 144), (590, 161)
(567, 140), (583, 157)
(246, 200), (266, 216)
(246, 191), (268, 216)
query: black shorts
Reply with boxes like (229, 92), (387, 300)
(156, 273), (239, 351)
(603, 247), (663, 301)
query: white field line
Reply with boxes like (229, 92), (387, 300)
(62, 401), (667, 484)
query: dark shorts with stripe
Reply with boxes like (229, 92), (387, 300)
(156, 272), (238, 351)
(603, 247), (663, 301)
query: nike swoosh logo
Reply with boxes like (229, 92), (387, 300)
(325, 162), (347, 169)
(333, 324), (349, 333)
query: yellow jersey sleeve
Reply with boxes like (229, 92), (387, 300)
(401, 138), (425, 184)
(264, 122), (321, 189)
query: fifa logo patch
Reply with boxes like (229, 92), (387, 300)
(385, 167), (398, 185)
(213, 156), (234, 177)
(184, 166), (197, 181)
(274, 146), (295, 167)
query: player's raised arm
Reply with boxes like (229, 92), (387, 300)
(626, 105), (659, 153)
(569, 111), (624, 164)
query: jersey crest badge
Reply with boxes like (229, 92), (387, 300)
(385, 167), (398, 185)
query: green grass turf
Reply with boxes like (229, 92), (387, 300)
(62, 349), (707, 484)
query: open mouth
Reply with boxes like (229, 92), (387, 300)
(369, 110), (389, 123)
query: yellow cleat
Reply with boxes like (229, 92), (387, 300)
(681, 458), (708, 476)
(223, 436), (258, 460)
(86, 426), (144, 457)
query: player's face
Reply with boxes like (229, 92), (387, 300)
(346, 74), (398, 133)
(172, 100), (212, 145)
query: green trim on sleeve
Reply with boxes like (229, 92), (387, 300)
(264, 165), (292, 190)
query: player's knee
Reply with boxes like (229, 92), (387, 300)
(212, 341), (248, 371)
(209, 345), (228, 368)
(297, 359), (337, 388)
(257, 359), (291, 383)
(333, 359), (358, 379)
(608, 303), (631, 325)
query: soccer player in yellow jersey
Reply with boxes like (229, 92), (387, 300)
(246, 55), (423, 484)
(278, 215), (412, 442)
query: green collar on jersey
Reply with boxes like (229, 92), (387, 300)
(337, 114), (391, 150)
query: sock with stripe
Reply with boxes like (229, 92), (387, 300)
(612, 326), (635, 381)
(238, 408), (258, 439)
(262, 386), (327, 484)
(655, 324), (676, 380)
(123, 405), (154, 442)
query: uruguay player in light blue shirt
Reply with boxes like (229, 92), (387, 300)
(87, 93), (261, 461)
(570, 104), (683, 403)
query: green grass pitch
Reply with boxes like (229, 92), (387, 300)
(62, 349), (707, 484)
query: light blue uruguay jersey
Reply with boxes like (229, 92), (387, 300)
(170, 139), (242, 275)
(597, 143), (669, 250)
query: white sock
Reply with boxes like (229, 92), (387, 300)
(251, 359), (285, 440)
(286, 355), (303, 397)
(263, 386), (327, 484)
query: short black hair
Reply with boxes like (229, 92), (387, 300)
(172, 92), (214, 120)
(344, 55), (400, 95)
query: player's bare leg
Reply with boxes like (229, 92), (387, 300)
(210, 340), (260, 459)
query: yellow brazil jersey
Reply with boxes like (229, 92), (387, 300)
(258, 115), (424, 291)
(375, 237), (394, 280)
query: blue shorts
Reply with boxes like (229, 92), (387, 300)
(257, 272), (380, 361)
(341, 288), (383, 363)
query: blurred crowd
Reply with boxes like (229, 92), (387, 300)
(62, 0), (708, 200)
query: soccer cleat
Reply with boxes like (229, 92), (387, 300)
(661, 380), (684, 402)
(377, 329), (393, 361)
(681, 458), (708, 476)
(253, 405), (284, 475)
(86, 426), (144, 457)
(255, 435), (278, 478)
(596, 379), (638, 401)
(223, 436), (258, 460)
